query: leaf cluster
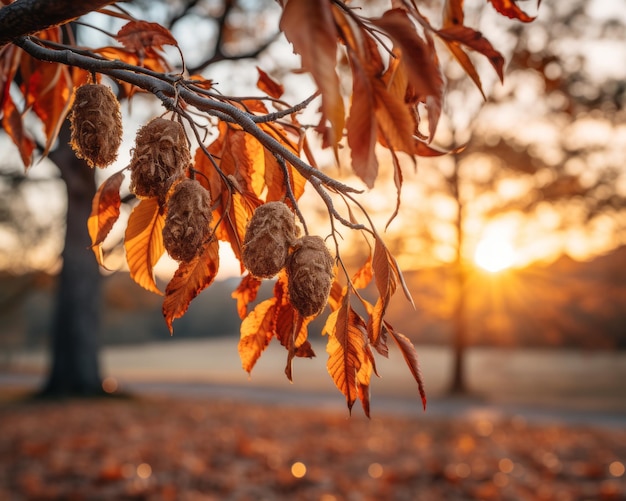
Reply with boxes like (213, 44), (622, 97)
(0, 0), (537, 414)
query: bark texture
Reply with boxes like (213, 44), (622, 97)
(0, 0), (115, 47)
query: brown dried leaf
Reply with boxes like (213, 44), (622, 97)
(116, 21), (178, 54)
(280, 0), (345, 146)
(438, 25), (505, 83)
(163, 238), (220, 333)
(386, 321), (427, 410)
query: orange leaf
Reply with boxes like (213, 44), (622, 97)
(163, 238), (220, 333)
(487, 0), (536, 22)
(231, 274), (262, 319)
(280, 0), (345, 146)
(256, 67), (284, 99)
(88, 170), (124, 266)
(116, 21), (178, 54)
(386, 321), (427, 410)
(124, 198), (165, 295)
(238, 298), (276, 373)
(326, 292), (369, 414)
(443, 0), (465, 27)
(351, 255), (373, 290)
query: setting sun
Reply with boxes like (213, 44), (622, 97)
(474, 237), (516, 273)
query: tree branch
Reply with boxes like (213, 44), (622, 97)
(0, 0), (117, 48)
(13, 36), (361, 196)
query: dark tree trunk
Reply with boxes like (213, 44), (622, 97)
(41, 123), (103, 397)
(448, 154), (468, 394)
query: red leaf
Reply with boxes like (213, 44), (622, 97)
(88, 170), (124, 266)
(163, 238), (220, 333)
(386, 321), (427, 410)
(280, 0), (345, 146)
(443, 0), (465, 27)
(256, 67), (284, 99)
(487, 0), (536, 22)
(1, 94), (35, 167)
(125, 198), (165, 295)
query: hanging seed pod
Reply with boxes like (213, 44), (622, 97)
(129, 118), (190, 201)
(242, 201), (298, 279)
(69, 84), (122, 168)
(287, 235), (334, 318)
(162, 178), (213, 262)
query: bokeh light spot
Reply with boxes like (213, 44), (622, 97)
(368, 462), (383, 479)
(499, 457), (514, 473)
(102, 377), (118, 394)
(609, 461), (625, 477)
(291, 461), (306, 478)
(136, 463), (152, 479)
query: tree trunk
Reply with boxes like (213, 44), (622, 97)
(450, 262), (468, 394)
(449, 154), (468, 394)
(40, 123), (103, 397)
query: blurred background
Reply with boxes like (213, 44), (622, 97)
(1, 0), (625, 500)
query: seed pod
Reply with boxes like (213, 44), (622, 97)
(162, 178), (213, 262)
(242, 201), (298, 278)
(287, 235), (334, 318)
(129, 118), (190, 201)
(69, 84), (122, 168)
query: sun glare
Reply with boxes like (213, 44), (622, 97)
(474, 237), (516, 273)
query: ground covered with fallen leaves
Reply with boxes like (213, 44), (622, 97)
(1, 394), (625, 501)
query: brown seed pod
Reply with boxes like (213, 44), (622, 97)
(69, 84), (122, 168)
(129, 118), (190, 201)
(287, 235), (334, 318)
(162, 178), (213, 262)
(242, 201), (298, 279)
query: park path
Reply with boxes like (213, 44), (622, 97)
(2, 338), (626, 426)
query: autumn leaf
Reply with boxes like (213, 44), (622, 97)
(238, 298), (276, 373)
(21, 60), (73, 157)
(372, 9), (444, 140)
(88, 170), (125, 266)
(443, 0), (465, 27)
(385, 321), (427, 410)
(124, 198), (165, 295)
(280, 0), (345, 147)
(116, 21), (179, 55)
(351, 255), (373, 290)
(256, 67), (284, 99)
(437, 25), (505, 83)
(374, 83), (416, 157)
(326, 292), (370, 413)
(347, 57), (378, 188)
(487, 0), (536, 22)
(1, 93), (35, 167)
(163, 238), (220, 333)
(231, 274), (262, 319)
